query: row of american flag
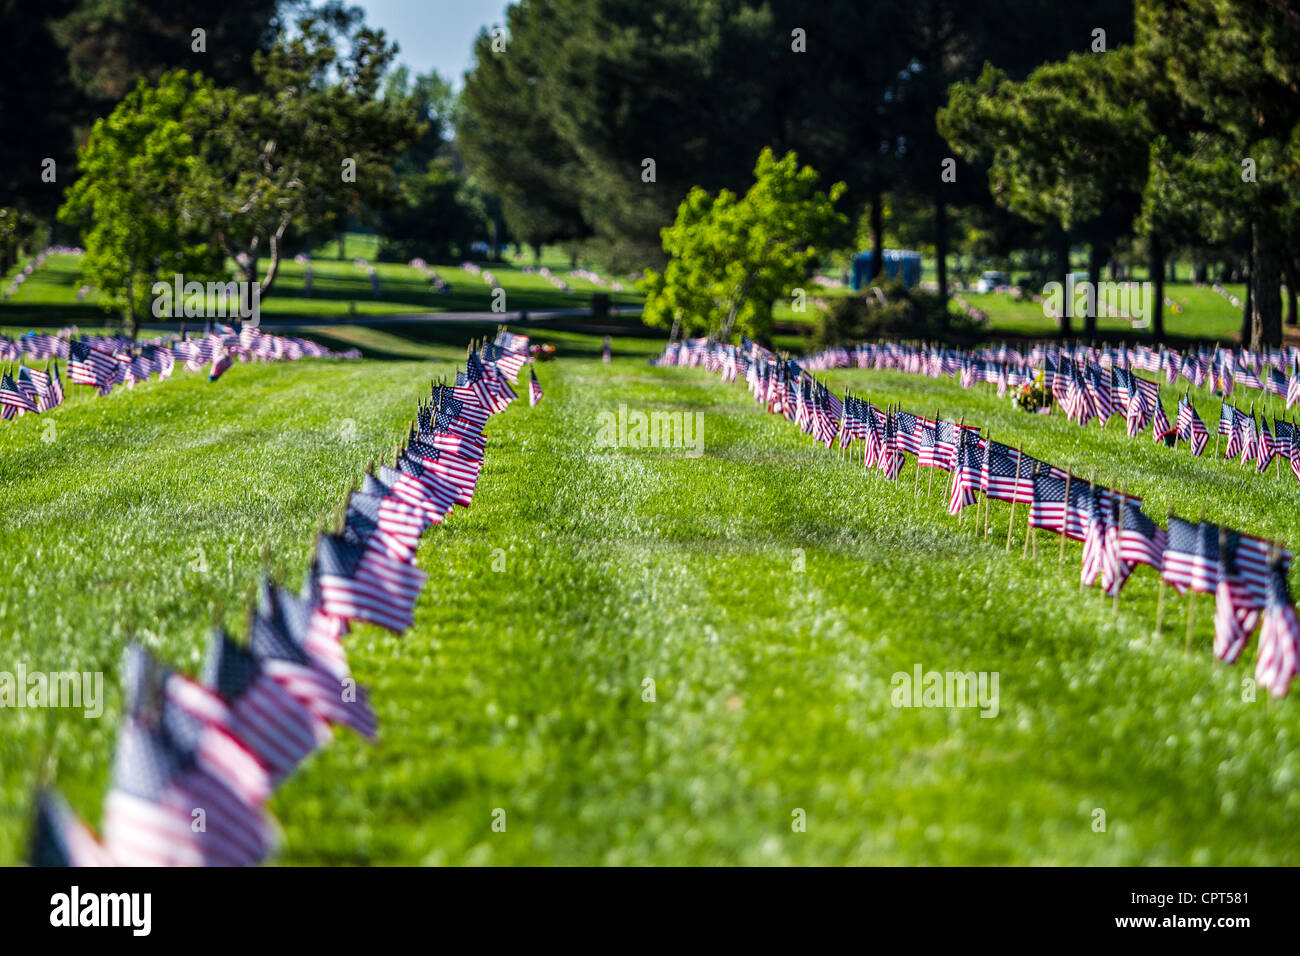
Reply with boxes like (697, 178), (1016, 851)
(30, 329), (541, 867)
(657, 336), (1300, 484)
(656, 335), (1300, 702)
(0, 325), (361, 419)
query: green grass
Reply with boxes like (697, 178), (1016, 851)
(0, 234), (643, 327)
(3, 323), (1300, 865)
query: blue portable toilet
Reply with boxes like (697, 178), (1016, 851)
(851, 250), (922, 290)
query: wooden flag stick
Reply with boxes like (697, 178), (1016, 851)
(956, 417), (966, 526)
(926, 408), (939, 500)
(1006, 444), (1024, 552)
(1215, 399), (1223, 460)
(1059, 472), (1072, 570)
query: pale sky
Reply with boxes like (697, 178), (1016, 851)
(341, 0), (513, 87)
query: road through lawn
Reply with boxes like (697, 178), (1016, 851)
(2, 328), (1299, 864)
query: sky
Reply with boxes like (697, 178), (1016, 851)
(342, 0), (512, 87)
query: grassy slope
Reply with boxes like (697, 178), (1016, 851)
(3, 325), (1299, 865)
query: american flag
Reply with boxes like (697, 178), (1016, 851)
(67, 339), (116, 391)
(1214, 531), (1264, 663)
(947, 433), (982, 515)
(1117, 496), (1167, 570)
(202, 629), (324, 784)
(377, 460), (455, 522)
(314, 533), (426, 634)
(1256, 560), (1300, 697)
(209, 343), (233, 382)
(1288, 362), (1300, 409)
(22, 364), (52, 411)
(123, 643), (276, 812)
(1176, 395), (1208, 455)
(29, 790), (114, 867)
(1239, 411), (1257, 464)
(1112, 366), (1134, 410)
(1162, 517), (1219, 594)
(103, 712), (275, 867)
(403, 442), (480, 508)
(48, 360), (65, 407)
(0, 370), (37, 415)
(893, 409), (919, 456)
(1237, 362), (1264, 391)
(344, 489), (424, 563)
(1256, 417), (1276, 472)
(16, 365), (43, 410)
(1274, 418), (1294, 463)
(980, 441), (1035, 504)
(250, 593), (377, 740)
(1084, 363), (1113, 425)
(1125, 388), (1147, 437)
(457, 352), (508, 413)
(1151, 399), (1175, 445)
(1028, 469), (1068, 533)
(1221, 404), (1243, 458)
(529, 368), (544, 407)
(481, 341), (528, 384)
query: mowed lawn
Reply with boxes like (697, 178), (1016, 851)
(3, 326), (1300, 865)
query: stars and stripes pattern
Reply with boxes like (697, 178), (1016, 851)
(529, 368), (544, 406)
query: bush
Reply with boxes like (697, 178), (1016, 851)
(808, 280), (983, 349)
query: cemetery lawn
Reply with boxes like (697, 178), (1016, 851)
(2, 326), (1299, 864)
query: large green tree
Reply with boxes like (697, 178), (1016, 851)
(640, 148), (846, 342)
(58, 71), (225, 334)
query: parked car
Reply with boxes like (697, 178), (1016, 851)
(976, 271), (1007, 293)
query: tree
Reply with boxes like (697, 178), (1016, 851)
(940, 50), (1151, 338)
(190, 10), (421, 294)
(458, 3), (590, 260)
(51, 0), (282, 103)
(58, 71), (224, 336)
(641, 148), (846, 342)
(1138, 0), (1300, 348)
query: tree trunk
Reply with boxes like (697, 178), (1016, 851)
(1056, 231), (1071, 337)
(1281, 249), (1298, 327)
(1085, 239), (1107, 341)
(1241, 230), (1253, 343)
(1194, 263), (1207, 284)
(935, 197), (948, 307)
(1149, 232), (1165, 342)
(1251, 222), (1283, 348)
(869, 190), (884, 281)
(337, 229), (345, 261)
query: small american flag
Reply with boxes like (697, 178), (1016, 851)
(529, 368), (544, 406)
(1256, 560), (1300, 697)
(1214, 531), (1264, 663)
(1117, 497), (1167, 570)
(1176, 394), (1208, 455)
(202, 629), (324, 784)
(29, 790), (114, 867)
(1256, 417), (1276, 472)
(250, 594), (377, 740)
(314, 533), (426, 634)
(1162, 517), (1219, 595)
